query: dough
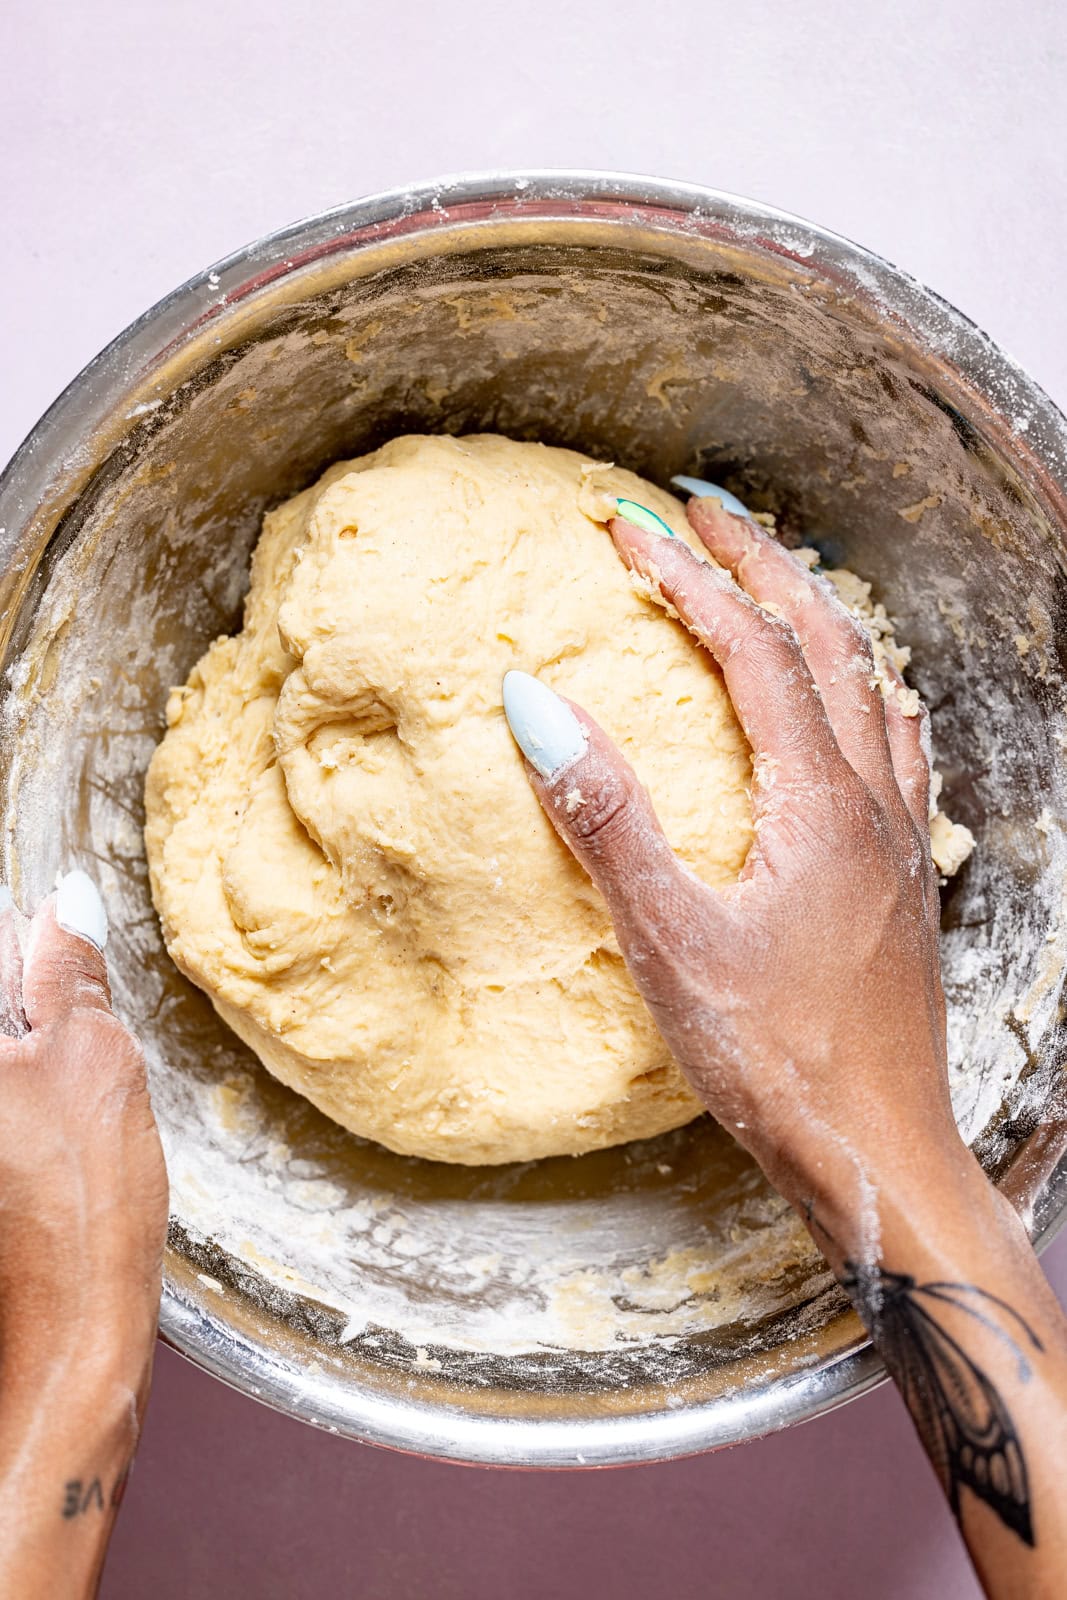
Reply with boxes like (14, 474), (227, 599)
(145, 435), (971, 1165)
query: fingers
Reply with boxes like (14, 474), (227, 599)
(0, 886), (27, 1039)
(879, 656), (933, 834)
(681, 488), (899, 807)
(21, 871), (113, 1031)
(606, 511), (843, 780)
(501, 672), (708, 941)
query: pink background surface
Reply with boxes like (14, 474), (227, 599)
(4, 2), (1066, 1595)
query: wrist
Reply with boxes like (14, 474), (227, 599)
(0, 1285), (157, 1530)
(0, 1328), (150, 1472)
(782, 1114), (988, 1273)
(0, 1226), (161, 1372)
(0, 1348), (149, 1600)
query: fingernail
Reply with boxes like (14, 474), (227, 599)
(613, 498), (676, 538)
(670, 475), (752, 519)
(0, 886), (11, 916)
(56, 869), (108, 952)
(502, 671), (588, 780)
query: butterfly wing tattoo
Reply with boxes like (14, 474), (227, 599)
(841, 1264), (1043, 1547)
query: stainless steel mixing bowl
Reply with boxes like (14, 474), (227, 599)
(2, 172), (1067, 1467)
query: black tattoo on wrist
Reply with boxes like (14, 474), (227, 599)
(61, 1468), (130, 1520)
(804, 1204), (1043, 1546)
(841, 1259), (1042, 1547)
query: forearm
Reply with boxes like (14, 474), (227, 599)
(0, 882), (167, 1597)
(0, 1291), (157, 1600)
(505, 490), (1065, 1590)
(800, 1129), (1067, 1600)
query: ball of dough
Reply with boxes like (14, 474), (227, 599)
(145, 436), (755, 1162)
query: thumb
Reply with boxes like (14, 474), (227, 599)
(502, 672), (697, 940)
(22, 870), (113, 1029)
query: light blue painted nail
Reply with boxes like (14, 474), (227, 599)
(613, 498), (676, 538)
(56, 869), (108, 952)
(502, 671), (588, 780)
(670, 475), (752, 519)
(0, 886), (11, 916)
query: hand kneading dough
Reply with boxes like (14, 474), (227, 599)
(145, 434), (971, 1165)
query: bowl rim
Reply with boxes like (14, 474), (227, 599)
(3, 168), (1067, 1467)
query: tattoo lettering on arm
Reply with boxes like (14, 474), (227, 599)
(841, 1260), (1043, 1547)
(61, 1468), (130, 1520)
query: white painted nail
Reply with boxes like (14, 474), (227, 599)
(502, 671), (588, 780)
(671, 475), (753, 519)
(0, 886), (12, 916)
(56, 869), (109, 952)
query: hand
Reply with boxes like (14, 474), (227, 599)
(503, 487), (1067, 1597)
(504, 488), (952, 1233)
(0, 873), (168, 1600)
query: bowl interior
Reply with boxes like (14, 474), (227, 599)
(2, 186), (1067, 1463)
